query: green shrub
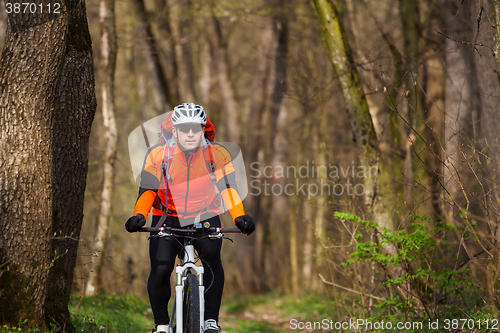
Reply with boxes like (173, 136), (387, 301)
(335, 212), (487, 328)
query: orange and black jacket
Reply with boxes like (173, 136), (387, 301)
(133, 141), (245, 223)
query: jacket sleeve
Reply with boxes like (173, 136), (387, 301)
(133, 146), (163, 218)
(213, 145), (245, 223)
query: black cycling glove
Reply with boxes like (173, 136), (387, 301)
(234, 215), (255, 235)
(125, 214), (146, 232)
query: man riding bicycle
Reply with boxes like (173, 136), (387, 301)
(125, 103), (255, 333)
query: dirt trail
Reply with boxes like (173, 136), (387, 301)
(219, 298), (293, 332)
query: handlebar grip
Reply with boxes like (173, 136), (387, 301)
(138, 227), (161, 232)
(219, 228), (241, 233)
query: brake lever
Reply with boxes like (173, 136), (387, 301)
(222, 236), (234, 243)
(207, 232), (234, 242)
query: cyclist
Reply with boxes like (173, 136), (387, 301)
(125, 103), (255, 333)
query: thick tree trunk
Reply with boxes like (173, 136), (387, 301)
(132, 0), (177, 111)
(0, 2), (97, 331)
(85, 0), (118, 297)
(206, 15), (241, 145)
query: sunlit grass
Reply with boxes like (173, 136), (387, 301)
(1, 294), (153, 333)
(69, 294), (153, 333)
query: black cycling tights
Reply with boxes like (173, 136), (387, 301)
(147, 215), (224, 325)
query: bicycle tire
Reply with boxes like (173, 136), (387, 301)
(183, 273), (200, 333)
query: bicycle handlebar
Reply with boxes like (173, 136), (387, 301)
(138, 226), (241, 234)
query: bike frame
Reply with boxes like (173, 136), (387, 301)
(170, 243), (204, 333)
(140, 225), (240, 333)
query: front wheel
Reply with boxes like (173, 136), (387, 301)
(183, 273), (200, 333)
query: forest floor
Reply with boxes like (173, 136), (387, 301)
(220, 295), (291, 332)
(1, 292), (495, 332)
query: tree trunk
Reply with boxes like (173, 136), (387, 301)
(423, 54), (445, 223)
(269, 16), (288, 149)
(361, 0), (407, 225)
(302, 199), (314, 290)
(289, 193), (300, 295)
(155, 0), (180, 103)
(176, 0), (198, 102)
(199, 37), (212, 105)
(267, 12), (289, 288)
(269, 103), (290, 288)
(310, 0), (423, 304)
(475, 0), (500, 309)
(0, 6), (6, 51)
(132, 0), (177, 111)
(0, 2), (97, 331)
(245, 22), (273, 180)
(312, 120), (327, 291)
(85, 0), (118, 297)
(444, 0), (478, 209)
(399, 0), (424, 212)
(206, 15), (241, 145)
(493, 0), (500, 84)
(237, 21), (273, 290)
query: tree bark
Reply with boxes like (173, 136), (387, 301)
(444, 0), (478, 209)
(85, 0), (118, 297)
(267, 11), (289, 288)
(475, 0), (500, 309)
(206, 14), (241, 145)
(493, 0), (500, 84)
(302, 199), (314, 290)
(0, 1), (97, 331)
(176, 0), (198, 102)
(399, 0), (424, 212)
(423, 54), (445, 223)
(269, 16), (288, 149)
(132, 0), (177, 111)
(155, 0), (180, 103)
(238, 21), (273, 290)
(0, 6), (6, 51)
(310, 0), (423, 304)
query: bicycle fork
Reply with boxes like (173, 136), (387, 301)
(171, 244), (205, 333)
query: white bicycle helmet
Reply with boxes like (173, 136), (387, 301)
(171, 103), (207, 125)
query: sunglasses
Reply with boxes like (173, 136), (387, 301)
(176, 123), (203, 134)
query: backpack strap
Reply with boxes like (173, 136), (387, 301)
(202, 137), (217, 185)
(201, 139), (228, 215)
(158, 137), (176, 213)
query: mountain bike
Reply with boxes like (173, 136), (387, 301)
(140, 223), (240, 333)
